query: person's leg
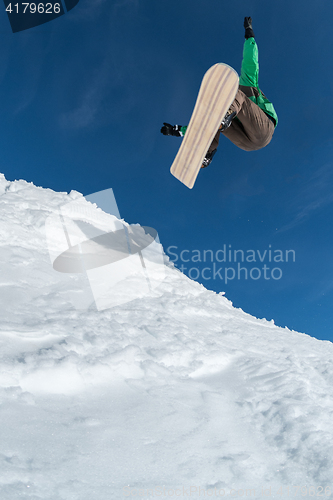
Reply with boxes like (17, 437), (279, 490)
(222, 88), (274, 151)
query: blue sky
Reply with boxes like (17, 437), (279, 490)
(0, 0), (333, 341)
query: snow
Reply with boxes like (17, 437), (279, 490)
(0, 173), (333, 499)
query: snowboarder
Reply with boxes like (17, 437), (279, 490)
(161, 17), (278, 168)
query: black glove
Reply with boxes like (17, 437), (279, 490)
(244, 17), (255, 39)
(161, 123), (183, 137)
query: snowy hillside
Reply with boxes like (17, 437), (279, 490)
(1, 173), (333, 500)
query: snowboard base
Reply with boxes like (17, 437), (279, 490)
(170, 63), (239, 189)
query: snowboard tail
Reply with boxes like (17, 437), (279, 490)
(170, 64), (239, 189)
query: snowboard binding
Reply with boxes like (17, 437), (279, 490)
(220, 110), (237, 132)
(201, 149), (217, 168)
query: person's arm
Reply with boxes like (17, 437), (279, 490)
(239, 17), (259, 88)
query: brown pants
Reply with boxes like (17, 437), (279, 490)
(208, 85), (275, 153)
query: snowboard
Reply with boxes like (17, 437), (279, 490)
(170, 63), (239, 189)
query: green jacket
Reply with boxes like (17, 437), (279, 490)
(240, 38), (278, 127)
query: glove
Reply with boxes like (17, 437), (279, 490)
(244, 17), (255, 39)
(161, 123), (183, 137)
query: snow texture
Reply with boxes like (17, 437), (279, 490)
(0, 173), (333, 499)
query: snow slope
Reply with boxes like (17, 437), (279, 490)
(0, 173), (333, 500)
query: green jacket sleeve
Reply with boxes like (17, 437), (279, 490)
(239, 37), (278, 127)
(239, 37), (259, 88)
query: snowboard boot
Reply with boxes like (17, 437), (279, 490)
(201, 148), (217, 168)
(220, 110), (236, 132)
